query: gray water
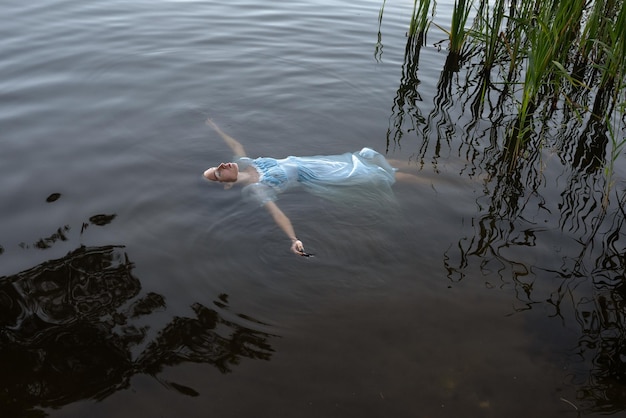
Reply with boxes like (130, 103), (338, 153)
(1, 0), (624, 417)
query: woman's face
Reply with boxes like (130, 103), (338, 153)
(203, 162), (239, 182)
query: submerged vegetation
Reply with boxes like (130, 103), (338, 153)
(379, 0), (625, 414)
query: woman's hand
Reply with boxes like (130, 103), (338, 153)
(291, 239), (305, 255)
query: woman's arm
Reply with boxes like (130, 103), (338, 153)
(263, 201), (305, 255)
(206, 118), (247, 158)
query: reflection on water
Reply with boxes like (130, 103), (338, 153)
(380, 8), (626, 414)
(0, 245), (275, 416)
(386, 33), (425, 152)
(572, 198), (626, 414)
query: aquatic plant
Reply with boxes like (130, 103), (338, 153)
(512, 0), (586, 145)
(463, 0), (507, 117)
(382, 0), (625, 168)
(603, 83), (626, 206)
(408, 0), (433, 46)
(430, 0), (473, 70)
(585, 2), (626, 205)
(448, 0), (473, 55)
(472, 0), (506, 72)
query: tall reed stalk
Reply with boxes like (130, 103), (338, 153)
(408, 0), (432, 46)
(473, 0), (505, 73)
(448, 0), (473, 55)
(466, 0), (507, 111)
(600, 3), (626, 205)
(597, 0), (626, 99)
(430, 0), (473, 70)
(513, 0), (586, 149)
(380, 0), (626, 185)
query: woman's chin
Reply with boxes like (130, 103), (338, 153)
(203, 168), (215, 180)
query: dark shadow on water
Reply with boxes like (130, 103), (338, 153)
(0, 245), (276, 417)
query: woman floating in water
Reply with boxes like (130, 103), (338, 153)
(203, 119), (423, 256)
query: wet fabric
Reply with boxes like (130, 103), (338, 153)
(238, 147), (397, 207)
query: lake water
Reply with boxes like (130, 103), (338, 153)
(2, 0), (626, 417)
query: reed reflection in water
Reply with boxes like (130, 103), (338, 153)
(378, 1), (626, 413)
(0, 244), (275, 417)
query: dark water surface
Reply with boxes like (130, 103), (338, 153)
(2, 0), (625, 417)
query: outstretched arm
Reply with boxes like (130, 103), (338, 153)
(263, 201), (306, 255)
(206, 118), (246, 158)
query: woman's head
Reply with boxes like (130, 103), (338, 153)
(203, 162), (239, 183)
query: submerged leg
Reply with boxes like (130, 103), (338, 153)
(394, 171), (431, 186)
(386, 158), (431, 186)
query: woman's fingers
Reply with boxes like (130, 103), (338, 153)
(291, 240), (304, 255)
(291, 240), (314, 257)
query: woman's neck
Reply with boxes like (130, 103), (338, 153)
(236, 166), (259, 184)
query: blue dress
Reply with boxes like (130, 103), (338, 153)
(238, 147), (397, 207)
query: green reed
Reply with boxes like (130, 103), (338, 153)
(408, 0), (433, 45)
(514, 0), (586, 144)
(472, 0), (505, 73)
(449, 0), (473, 54)
(430, 0), (473, 70)
(575, 0), (607, 74)
(604, 110), (626, 208)
(464, 0), (507, 111)
(376, 0), (433, 62)
(598, 0), (625, 95)
(576, 0), (622, 75)
(600, 3), (626, 206)
(382, 0), (626, 177)
(384, 0), (625, 101)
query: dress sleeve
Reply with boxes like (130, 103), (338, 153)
(241, 182), (278, 206)
(235, 156), (252, 169)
